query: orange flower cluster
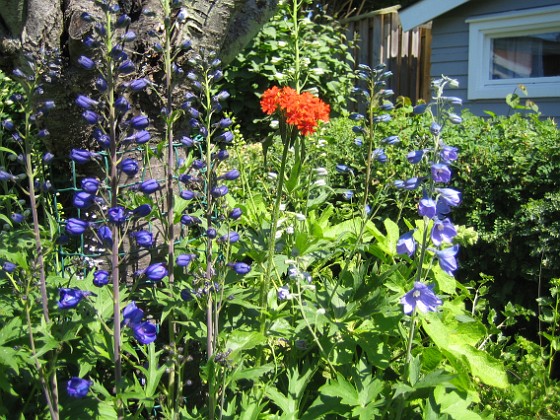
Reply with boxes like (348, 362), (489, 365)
(260, 86), (330, 136)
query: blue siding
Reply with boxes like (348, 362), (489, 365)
(429, 0), (560, 120)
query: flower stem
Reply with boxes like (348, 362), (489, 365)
(261, 124), (293, 328)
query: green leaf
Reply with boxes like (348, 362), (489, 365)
(320, 373), (359, 406)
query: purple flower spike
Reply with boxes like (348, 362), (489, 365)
(145, 262), (168, 281)
(67, 377), (92, 398)
(139, 179), (160, 194)
(401, 282), (442, 315)
(229, 262), (251, 275)
(431, 163), (452, 183)
(431, 218), (457, 246)
(436, 188), (462, 207)
(396, 231), (416, 257)
(435, 245), (460, 276)
(66, 218), (89, 235)
(93, 270), (109, 287)
(132, 321), (157, 344)
(58, 288), (92, 309)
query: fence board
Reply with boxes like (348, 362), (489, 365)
(343, 7), (431, 103)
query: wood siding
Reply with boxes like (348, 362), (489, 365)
(343, 7), (432, 103)
(430, 0), (560, 119)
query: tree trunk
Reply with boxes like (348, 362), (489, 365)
(0, 0), (277, 153)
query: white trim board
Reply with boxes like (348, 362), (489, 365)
(399, 0), (470, 31)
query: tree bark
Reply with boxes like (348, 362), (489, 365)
(0, 0), (277, 152)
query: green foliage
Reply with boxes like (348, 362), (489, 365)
(225, 0), (355, 140)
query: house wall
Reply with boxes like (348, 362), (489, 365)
(430, 0), (560, 120)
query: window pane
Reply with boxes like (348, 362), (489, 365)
(491, 32), (560, 79)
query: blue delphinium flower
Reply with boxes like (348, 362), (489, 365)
(73, 191), (95, 209)
(278, 285), (291, 300)
(108, 206), (127, 224)
(134, 230), (153, 247)
(144, 262), (168, 281)
(436, 188), (462, 207)
(93, 270), (109, 287)
(431, 218), (457, 246)
(132, 321), (157, 344)
(67, 377), (92, 398)
(2, 261), (17, 273)
(176, 253), (196, 267)
(400, 282), (442, 314)
(431, 163), (452, 183)
(132, 204), (152, 217)
(418, 196), (437, 218)
(435, 245), (460, 276)
(119, 158), (139, 176)
(210, 185), (228, 197)
(11, 213), (24, 224)
(81, 177), (100, 193)
(407, 150), (424, 164)
(139, 179), (160, 194)
(397, 231), (416, 257)
(229, 208), (242, 220)
(122, 301), (144, 327)
(58, 288), (92, 309)
(229, 262), (251, 275)
(97, 225), (113, 246)
(70, 149), (97, 164)
(180, 190), (195, 200)
(66, 218), (89, 235)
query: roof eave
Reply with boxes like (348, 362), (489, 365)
(399, 0), (471, 31)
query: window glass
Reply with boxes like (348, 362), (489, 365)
(491, 32), (560, 79)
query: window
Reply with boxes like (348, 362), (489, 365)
(467, 5), (560, 100)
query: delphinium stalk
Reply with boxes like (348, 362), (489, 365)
(175, 49), (246, 418)
(3, 50), (61, 420)
(345, 63), (395, 249)
(394, 76), (463, 417)
(66, 2), (161, 412)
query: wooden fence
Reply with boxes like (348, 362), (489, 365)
(342, 6), (432, 103)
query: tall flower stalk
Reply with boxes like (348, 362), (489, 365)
(6, 51), (61, 420)
(259, 86), (329, 326)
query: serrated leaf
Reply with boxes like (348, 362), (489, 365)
(320, 373), (359, 406)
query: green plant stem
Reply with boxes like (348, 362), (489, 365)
(104, 13), (123, 416)
(261, 124), (294, 330)
(291, 0), (302, 92)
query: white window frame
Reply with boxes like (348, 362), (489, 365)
(466, 5), (560, 100)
